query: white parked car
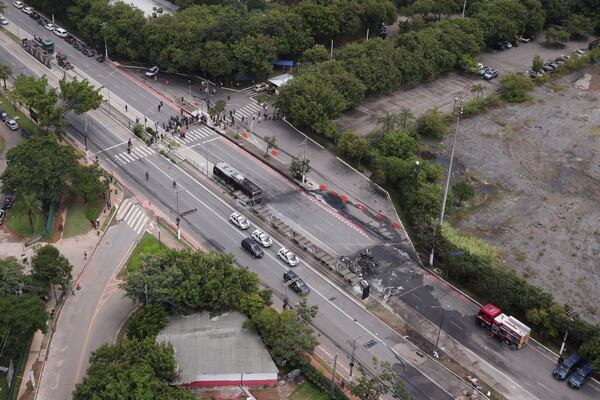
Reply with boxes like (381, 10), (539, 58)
(278, 247), (300, 267)
(252, 229), (273, 247)
(13, 1), (24, 9)
(44, 22), (55, 31)
(53, 27), (67, 38)
(0, 16), (8, 25)
(145, 65), (159, 78)
(22, 6), (33, 14)
(229, 212), (250, 230)
(5, 119), (19, 131)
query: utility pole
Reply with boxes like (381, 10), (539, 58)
(461, 0), (467, 18)
(559, 309), (576, 359)
(175, 189), (181, 240)
(144, 284), (148, 304)
(366, 28), (369, 41)
(347, 337), (359, 383)
(330, 39), (334, 61)
(330, 353), (338, 400)
(429, 98), (463, 266)
(301, 139), (308, 186)
(433, 307), (446, 357)
(156, 216), (162, 249)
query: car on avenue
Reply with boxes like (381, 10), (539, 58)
(5, 119), (19, 130)
(13, 1), (24, 9)
(81, 47), (96, 57)
(253, 82), (269, 92)
(44, 22), (55, 31)
(53, 27), (67, 38)
(229, 212), (250, 230)
(0, 109), (9, 121)
(278, 247), (300, 267)
(0, 16), (9, 25)
(22, 6), (33, 15)
(252, 229), (273, 247)
(283, 270), (310, 296)
(241, 237), (263, 258)
(145, 65), (159, 78)
(483, 69), (498, 80)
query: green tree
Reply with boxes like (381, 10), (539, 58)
(378, 132), (418, 160)
(521, 0), (545, 37)
(351, 358), (411, 400)
(59, 77), (103, 115)
(73, 164), (109, 203)
(11, 74), (64, 134)
(398, 108), (416, 131)
(302, 44), (329, 63)
(337, 130), (371, 167)
(200, 41), (235, 79)
(499, 73), (534, 103)
(122, 249), (266, 315)
(264, 135), (277, 156)
(377, 112), (401, 133)
(0, 257), (25, 296)
(293, 0), (340, 42)
(73, 339), (195, 400)
(566, 14), (594, 39)
(532, 55), (544, 72)
(474, 0), (528, 45)
(541, 0), (573, 26)
(579, 334), (600, 371)
(21, 192), (43, 233)
(289, 158), (311, 180)
(545, 27), (570, 44)
(0, 64), (11, 89)
(1, 136), (79, 204)
(0, 295), (49, 353)
(318, 61), (366, 108)
(416, 108), (448, 139)
(31, 245), (73, 301)
(470, 83), (484, 99)
(246, 302), (318, 367)
(233, 34), (277, 79)
(208, 99), (226, 116)
(127, 304), (168, 340)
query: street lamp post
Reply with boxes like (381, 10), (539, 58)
(432, 306), (446, 357)
(429, 98), (463, 266)
(461, 0), (467, 18)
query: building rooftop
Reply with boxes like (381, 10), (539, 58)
(268, 73), (293, 88)
(156, 312), (278, 384)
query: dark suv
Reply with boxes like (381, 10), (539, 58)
(241, 237), (263, 258)
(283, 270), (310, 296)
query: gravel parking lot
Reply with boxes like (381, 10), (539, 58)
(448, 65), (600, 322)
(337, 35), (595, 137)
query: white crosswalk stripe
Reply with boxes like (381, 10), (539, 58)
(171, 125), (218, 144)
(236, 102), (263, 119)
(121, 203), (148, 234)
(113, 146), (156, 164)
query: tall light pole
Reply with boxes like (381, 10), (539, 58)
(429, 98), (463, 266)
(175, 188), (181, 240)
(432, 305), (447, 357)
(461, 0), (467, 18)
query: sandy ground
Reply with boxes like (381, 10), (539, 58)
(448, 65), (600, 322)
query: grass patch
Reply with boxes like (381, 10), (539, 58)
(0, 376), (8, 400)
(4, 198), (46, 238)
(0, 26), (20, 43)
(0, 96), (40, 135)
(289, 381), (330, 400)
(0, 136), (4, 155)
(124, 232), (169, 275)
(101, 205), (117, 231)
(62, 196), (92, 238)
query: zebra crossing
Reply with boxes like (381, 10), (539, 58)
(234, 101), (263, 120)
(173, 125), (219, 145)
(113, 146), (155, 165)
(117, 199), (148, 235)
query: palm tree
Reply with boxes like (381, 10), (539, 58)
(22, 192), (42, 233)
(470, 83), (484, 99)
(0, 64), (11, 90)
(398, 108), (415, 130)
(265, 135), (276, 156)
(376, 112), (400, 133)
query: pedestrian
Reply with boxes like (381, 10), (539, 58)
(158, 104), (161, 112)
(84, 250), (88, 260)
(160, 101), (163, 107)
(125, 104), (128, 112)
(340, 378), (345, 388)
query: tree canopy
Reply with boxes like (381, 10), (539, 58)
(31, 245), (73, 293)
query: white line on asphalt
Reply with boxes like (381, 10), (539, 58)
(127, 208), (142, 228)
(122, 202), (136, 223)
(134, 215), (147, 234)
(116, 199), (132, 221)
(449, 320), (463, 331)
(536, 381), (552, 392)
(101, 142), (127, 152)
(487, 348), (505, 360)
(411, 293), (423, 302)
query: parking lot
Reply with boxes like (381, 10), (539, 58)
(336, 34), (595, 136)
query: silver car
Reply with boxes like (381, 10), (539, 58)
(252, 229), (273, 247)
(5, 119), (19, 130)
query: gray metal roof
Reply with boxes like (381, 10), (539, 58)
(156, 312), (278, 383)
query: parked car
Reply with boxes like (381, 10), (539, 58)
(278, 247), (300, 267)
(65, 34), (75, 44)
(13, 1), (24, 9)
(53, 27), (67, 38)
(3, 194), (16, 209)
(525, 70), (543, 78)
(72, 41), (83, 51)
(252, 229), (273, 247)
(0, 16), (9, 25)
(145, 65), (159, 78)
(283, 270), (310, 296)
(229, 212), (250, 230)
(478, 66), (491, 76)
(81, 47), (96, 57)
(253, 82), (269, 92)
(543, 63), (557, 72)
(554, 352), (583, 380)
(241, 237), (264, 258)
(0, 109), (8, 121)
(30, 11), (40, 19)
(567, 361), (594, 389)
(5, 119), (19, 130)
(483, 69), (498, 80)
(44, 22), (55, 31)
(516, 35), (530, 43)
(0, 209), (5, 225)
(22, 6), (33, 15)
(36, 17), (46, 25)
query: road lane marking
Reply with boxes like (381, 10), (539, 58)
(449, 320), (463, 331)
(100, 142), (127, 152)
(536, 381), (552, 392)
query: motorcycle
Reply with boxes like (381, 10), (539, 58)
(96, 54), (105, 63)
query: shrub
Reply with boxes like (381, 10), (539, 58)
(145, 126), (157, 137)
(416, 108), (449, 139)
(499, 73), (534, 103)
(462, 93), (500, 117)
(132, 123), (144, 139)
(127, 303), (168, 340)
(452, 180), (475, 203)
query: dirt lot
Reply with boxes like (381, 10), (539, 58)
(448, 65), (600, 322)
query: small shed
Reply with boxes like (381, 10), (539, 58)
(267, 73), (294, 94)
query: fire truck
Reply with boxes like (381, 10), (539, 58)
(477, 303), (531, 350)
